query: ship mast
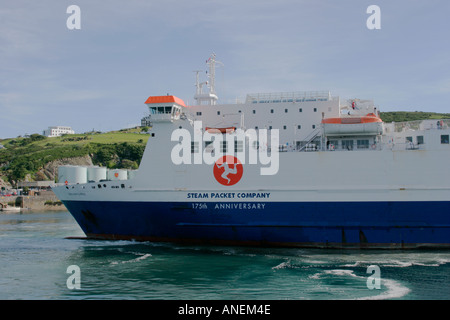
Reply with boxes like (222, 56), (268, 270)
(194, 53), (223, 105)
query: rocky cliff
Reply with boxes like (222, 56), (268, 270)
(36, 155), (93, 182)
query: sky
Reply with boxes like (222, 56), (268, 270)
(1, 0), (450, 139)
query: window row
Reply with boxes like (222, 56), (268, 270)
(253, 125), (317, 130)
(405, 135), (449, 144)
(197, 108), (320, 116)
(327, 139), (371, 150)
(405, 136), (424, 145)
(150, 106), (173, 114)
(191, 141), (249, 153)
(251, 98), (327, 104)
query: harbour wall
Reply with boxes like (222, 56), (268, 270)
(1, 191), (67, 211)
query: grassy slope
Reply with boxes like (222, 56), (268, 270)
(0, 129), (150, 183)
(1, 131), (148, 147)
(379, 111), (450, 123)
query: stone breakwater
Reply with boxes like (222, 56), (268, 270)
(1, 191), (67, 211)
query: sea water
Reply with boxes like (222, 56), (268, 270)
(0, 210), (449, 300)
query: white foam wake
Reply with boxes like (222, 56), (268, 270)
(111, 253), (152, 265)
(272, 260), (295, 270)
(357, 278), (411, 300)
(310, 269), (411, 300)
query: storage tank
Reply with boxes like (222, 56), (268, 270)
(58, 165), (87, 184)
(87, 166), (107, 182)
(107, 169), (128, 181)
(128, 170), (138, 180)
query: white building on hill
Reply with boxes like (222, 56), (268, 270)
(43, 126), (75, 137)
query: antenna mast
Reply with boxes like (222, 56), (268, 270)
(194, 53), (223, 105)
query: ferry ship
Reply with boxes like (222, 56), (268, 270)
(53, 54), (450, 249)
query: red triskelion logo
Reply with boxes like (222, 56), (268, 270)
(213, 155), (243, 186)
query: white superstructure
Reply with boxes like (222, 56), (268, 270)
(188, 90), (339, 148)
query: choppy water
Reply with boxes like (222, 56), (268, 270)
(0, 210), (449, 300)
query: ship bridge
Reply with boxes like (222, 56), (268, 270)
(141, 95), (186, 125)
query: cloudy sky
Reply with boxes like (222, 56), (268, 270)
(1, 0), (450, 138)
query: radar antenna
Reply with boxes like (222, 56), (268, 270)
(194, 53), (223, 105)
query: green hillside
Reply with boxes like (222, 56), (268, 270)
(379, 111), (450, 123)
(0, 128), (150, 184)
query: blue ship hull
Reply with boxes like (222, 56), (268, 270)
(63, 200), (450, 249)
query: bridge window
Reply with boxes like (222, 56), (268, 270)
(417, 136), (424, 145)
(441, 135), (449, 144)
(150, 106), (173, 114)
(150, 107), (161, 114)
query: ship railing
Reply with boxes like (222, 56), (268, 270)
(322, 142), (382, 152)
(384, 119), (450, 133)
(297, 127), (322, 151)
(245, 91), (333, 104)
(383, 141), (425, 151)
(280, 140), (428, 153)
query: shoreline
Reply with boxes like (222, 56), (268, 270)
(0, 191), (68, 212)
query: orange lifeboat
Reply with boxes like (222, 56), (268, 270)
(321, 113), (382, 124)
(205, 127), (236, 134)
(322, 113), (383, 135)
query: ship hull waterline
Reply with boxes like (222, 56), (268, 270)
(62, 199), (450, 249)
